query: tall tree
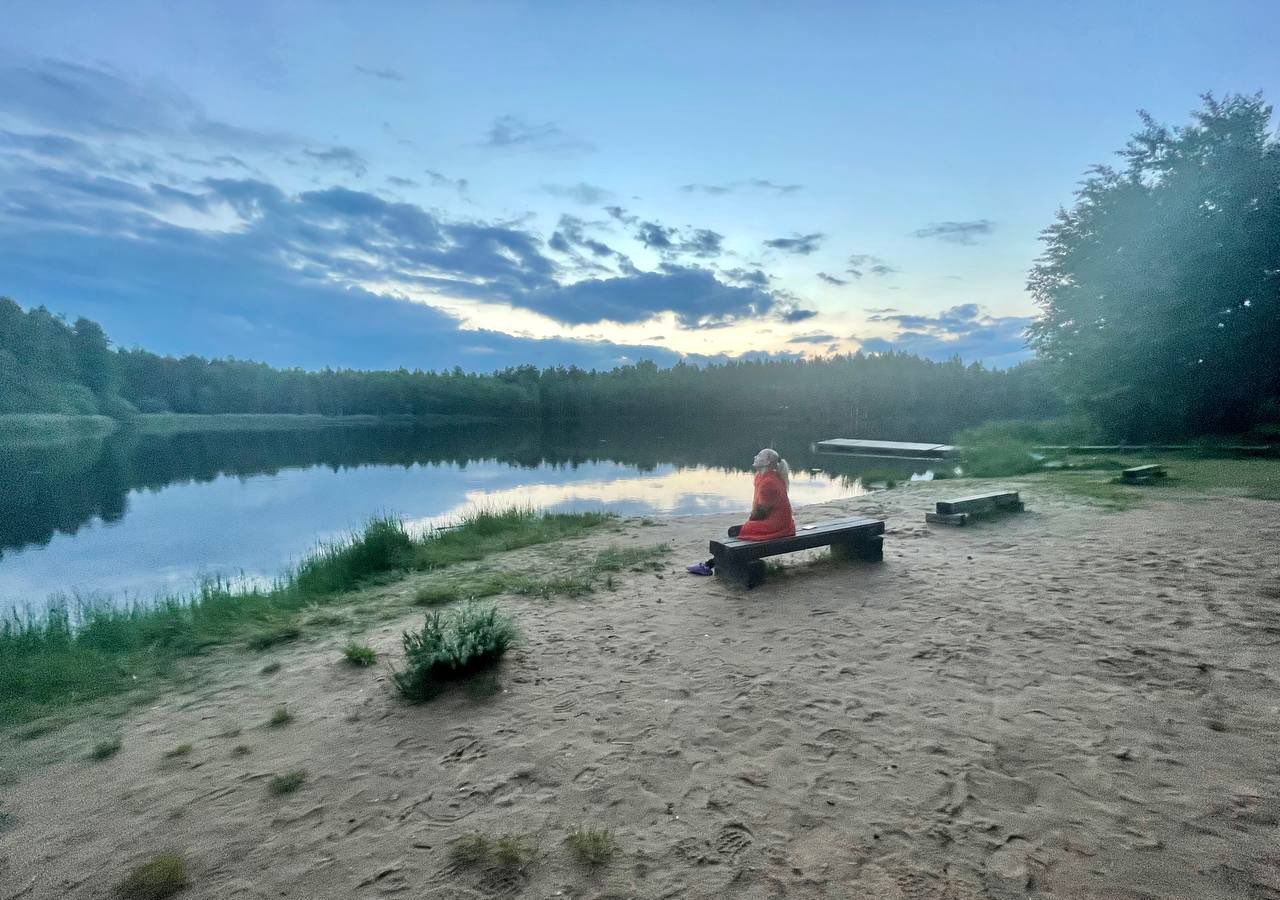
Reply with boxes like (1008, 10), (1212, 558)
(1028, 94), (1280, 439)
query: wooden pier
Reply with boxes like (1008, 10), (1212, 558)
(812, 438), (957, 460)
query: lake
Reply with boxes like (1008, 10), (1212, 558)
(0, 419), (938, 614)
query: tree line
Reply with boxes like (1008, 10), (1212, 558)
(0, 296), (1056, 439)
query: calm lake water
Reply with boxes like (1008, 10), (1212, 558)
(0, 420), (935, 613)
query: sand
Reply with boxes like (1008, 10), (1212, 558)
(3, 479), (1280, 899)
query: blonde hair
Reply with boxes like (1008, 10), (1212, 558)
(756, 448), (791, 487)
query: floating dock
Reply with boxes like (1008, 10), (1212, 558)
(812, 438), (957, 460)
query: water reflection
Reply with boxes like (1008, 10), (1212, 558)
(0, 420), (923, 611)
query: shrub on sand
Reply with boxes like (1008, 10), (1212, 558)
(268, 770), (306, 795)
(566, 826), (618, 868)
(342, 641), (377, 667)
(92, 737), (122, 760)
(113, 851), (189, 899)
(392, 602), (516, 702)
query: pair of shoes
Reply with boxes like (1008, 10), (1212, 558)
(686, 563), (714, 576)
(727, 525), (742, 538)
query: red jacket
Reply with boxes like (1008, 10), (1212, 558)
(737, 470), (796, 541)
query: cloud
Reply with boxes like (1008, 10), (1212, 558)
(542, 182), (613, 205)
(720, 267), (769, 287)
(387, 175), (419, 189)
(482, 115), (595, 155)
(604, 205), (637, 225)
(764, 232), (823, 255)
(301, 145), (368, 176)
(517, 266), (776, 327)
(817, 272), (848, 286)
(354, 65), (405, 82)
(846, 253), (896, 278)
(787, 332), (837, 344)
(912, 219), (995, 244)
(635, 220), (724, 259)
(424, 169), (469, 195)
(852, 303), (1032, 367)
(681, 179), (802, 196)
(0, 57), (293, 151)
(779, 308), (818, 323)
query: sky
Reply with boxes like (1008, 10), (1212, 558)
(0, 0), (1276, 372)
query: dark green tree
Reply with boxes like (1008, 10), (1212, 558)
(1028, 94), (1280, 439)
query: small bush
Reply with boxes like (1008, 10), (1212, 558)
(267, 706), (292, 727)
(259, 661), (281, 675)
(113, 851), (188, 899)
(164, 743), (193, 758)
(392, 602), (517, 702)
(493, 834), (535, 867)
(267, 770), (306, 795)
(247, 626), (300, 651)
(450, 833), (493, 866)
(231, 745), (251, 757)
(342, 641), (377, 667)
(567, 826), (618, 868)
(92, 737), (122, 760)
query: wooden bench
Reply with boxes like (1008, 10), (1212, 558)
(925, 490), (1024, 526)
(1120, 464), (1167, 483)
(709, 516), (885, 589)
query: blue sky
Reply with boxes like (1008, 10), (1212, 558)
(1, 0), (1276, 371)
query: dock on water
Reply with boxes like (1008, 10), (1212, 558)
(812, 438), (957, 460)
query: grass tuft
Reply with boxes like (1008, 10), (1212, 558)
(259, 661), (281, 675)
(267, 706), (292, 727)
(450, 833), (493, 866)
(392, 602), (517, 702)
(92, 736), (122, 760)
(113, 851), (188, 899)
(164, 743), (193, 758)
(0, 811), (15, 833)
(247, 626), (300, 651)
(267, 770), (306, 795)
(449, 832), (534, 869)
(231, 744), (251, 757)
(566, 826), (618, 868)
(342, 641), (377, 667)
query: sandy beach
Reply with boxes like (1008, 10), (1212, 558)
(4, 478), (1280, 899)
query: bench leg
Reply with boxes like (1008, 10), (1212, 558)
(832, 534), (884, 562)
(713, 553), (767, 589)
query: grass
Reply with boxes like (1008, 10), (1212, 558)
(449, 832), (535, 869)
(164, 743), (193, 758)
(0, 811), (15, 833)
(91, 737), (122, 760)
(246, 626), (301, 651)
(113, 851), (189, 899)
(231, 744), (251, 756)
(1034, 455), (1280, 509)
(566, 826), (618, 868)
(267, 770), (306, 795)
(342, 641), (377, 667)
(259, 661), (281, 675)
(392, 601), (518, 702)
(0, 508), (609, 727)
(267, 706), (292, 727)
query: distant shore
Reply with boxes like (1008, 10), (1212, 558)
(0, 411), (500, 445)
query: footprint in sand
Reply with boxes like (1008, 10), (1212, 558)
(715, 822), (755, 860)
(441, 736), (486, 765)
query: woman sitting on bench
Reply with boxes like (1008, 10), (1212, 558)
(689, 448), (795, 574)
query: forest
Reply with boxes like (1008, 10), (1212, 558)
(2, 95), (1277, 442)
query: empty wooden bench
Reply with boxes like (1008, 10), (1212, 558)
(925, 490), (1024, 526)
(709, 516), (885, 589)
(1120, 464), (1167, 483)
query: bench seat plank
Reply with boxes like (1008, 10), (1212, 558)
(709, 516), (885, 560)
(935, 491), (1022, 515)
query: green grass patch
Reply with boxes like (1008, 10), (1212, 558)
(449, 832), (534, 869)
(267, 706), (292, 727)
(268, 770), (306, 795)
(0, 810), (16, 832)
(91, 737), (122, 760)
(566, 826), (618, 868)
(246, 625), (301, 651)
(392, 602), (517, 702)
(0, 508), (608, 727)
(342, 641), (377, 667)
(231, 744), (251, 757)
(164, 743), (193, 758)
(113, 851), (189, 899)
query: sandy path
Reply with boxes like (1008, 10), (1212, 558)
(3, 480), (1280, 899)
